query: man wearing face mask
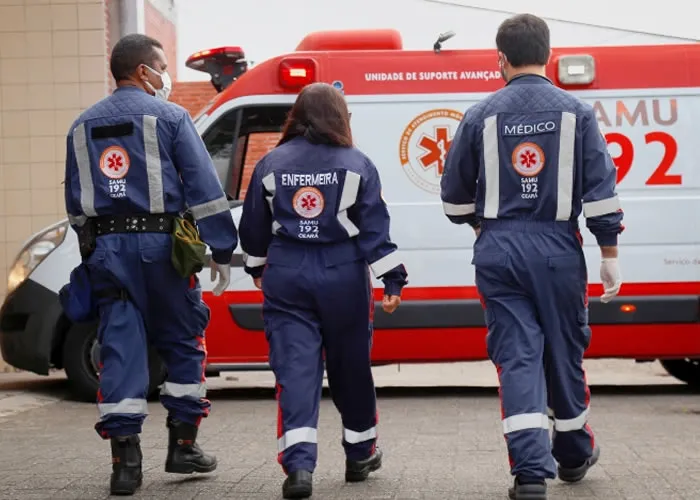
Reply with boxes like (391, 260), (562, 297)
(440, 14), (624, 500)
(63, 34), (237, 495)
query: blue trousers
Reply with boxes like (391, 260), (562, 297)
(85, 233), (211, 439)
(474, 220), (595, 479)
(262, 242), (378, 474)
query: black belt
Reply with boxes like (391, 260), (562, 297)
(93, 214), (177, 236)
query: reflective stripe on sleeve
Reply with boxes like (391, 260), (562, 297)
(482, 115), (500, 219)
(343, 426), (377, 444)
(502, 412), (550, 435)
(73, 123), (97, 217)
(583, 196), (621, 218)
(555, 112), (577, 221)
(277, 427), (317, 452)
(262, 173), (279, 235)
(369, 251), (403, 278)
(98, 398), (148, 418)
(160, 382), (207, 399)
(337, 171), (361, 237)
(190, 196), (229, 221)
(443, 201), (476, 216)
(553, 407), (590, 432)
(143, 115), (165, 213)
(67, 214), (87, 227)
(243, 253), (267, 267)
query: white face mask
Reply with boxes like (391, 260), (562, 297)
(143, 65), (172, 101)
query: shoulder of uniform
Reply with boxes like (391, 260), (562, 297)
(464, 98), (490, 123)
(574, 98), (595, 116)
(152, 100), (190, 124)
(344, 146), (374, 172)
(67, 107), (93, 135)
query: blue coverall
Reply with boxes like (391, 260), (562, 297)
(238, 136), (407, 474)
(64, 86), (238, 438)
(440, 74), (624, 479)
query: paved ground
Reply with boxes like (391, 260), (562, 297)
(0, 361), (699, 499)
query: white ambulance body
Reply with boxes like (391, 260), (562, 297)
(1, 29), (698, 401)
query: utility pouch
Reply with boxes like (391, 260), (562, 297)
(171, 217), (207, 278)
(59, 263), (97, 323)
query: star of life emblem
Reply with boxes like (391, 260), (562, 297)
(99, 146), (130, 179)
(511, 142), (545, 177)
(399, 109), (464, 194)
(292, 187), (324, 219)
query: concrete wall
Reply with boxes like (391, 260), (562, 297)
(0, 0), (178, 372)
(144, 0), (177, 79)
(0, 0), (109, 314)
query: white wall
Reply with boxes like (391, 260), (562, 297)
(176, 0), (693, 82)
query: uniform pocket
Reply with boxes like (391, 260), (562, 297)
(140, 245), (171, 263)
(184, 279), (211, 333)
(471, 252), (508, 267)
(578, 309), (592, 350)
(546, 254), (580, 270)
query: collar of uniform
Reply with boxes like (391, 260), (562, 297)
(505, 73), (553, 86)
(113, 85), (148, 95)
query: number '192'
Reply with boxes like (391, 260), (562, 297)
(604, 131), (681, 185)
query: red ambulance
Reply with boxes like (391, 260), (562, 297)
(1, 29), (698, 401)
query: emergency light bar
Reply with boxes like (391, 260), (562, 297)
(557, 54), (596, 85)
(185, 46), (248, 93)
(279, 58), (317, 90)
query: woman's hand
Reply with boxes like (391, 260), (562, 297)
(382, 295), (401, 314)
(253, 277), (262, 290)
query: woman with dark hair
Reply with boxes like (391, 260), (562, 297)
(238, 82), (408, 499)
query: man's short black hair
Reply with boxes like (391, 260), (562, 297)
(496, 14), (550, 67)
(110, 34), (163, 81)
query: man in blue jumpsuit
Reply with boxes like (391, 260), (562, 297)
(237, 83), (407, 499)
(440, 14), (623, 500)
(64, 34), (237, 496)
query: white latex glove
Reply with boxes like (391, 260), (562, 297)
(210, 262), (231, 297)
(600, 258), (622, 303)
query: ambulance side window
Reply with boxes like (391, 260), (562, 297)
(227, 105), (290, 200)
(201, 111), (238, 189)
(238, 132), (282, 198)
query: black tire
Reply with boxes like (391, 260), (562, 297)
(660, 359), (700, 387)
(62, 322), (167, 403)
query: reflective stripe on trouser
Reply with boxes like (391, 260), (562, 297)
(89, 234), (213, 438)
(264, 244), (378, 473)
(476, 220), (595, 479)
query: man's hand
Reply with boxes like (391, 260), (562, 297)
(253, 277), (262, 290)
(210, 262), (231, 296)
(474, 225), (481, 238)
(382, 295), (401, 314)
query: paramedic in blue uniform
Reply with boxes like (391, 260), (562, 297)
(238, 82), (407, 500)
(440, 14), (624, 500)
(63, 34), (237, 496)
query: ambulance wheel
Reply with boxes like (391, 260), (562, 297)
(659, 359), (700, 387)
(62, 322), (167, 403)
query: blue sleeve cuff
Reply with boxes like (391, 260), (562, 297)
(245, 265), (265, 279)
(594, 232), (618, 247)
(382, 278), (407, 297)
(211, 249), (234, 265)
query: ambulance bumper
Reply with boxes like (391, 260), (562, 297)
(0, 279), (63, 375)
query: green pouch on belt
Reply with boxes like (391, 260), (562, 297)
(171, 217), (208, 278)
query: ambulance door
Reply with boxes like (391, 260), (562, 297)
(199, 104), (291, 284)
(197, 102), (291, 362)
(347, 94), (484, 290)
